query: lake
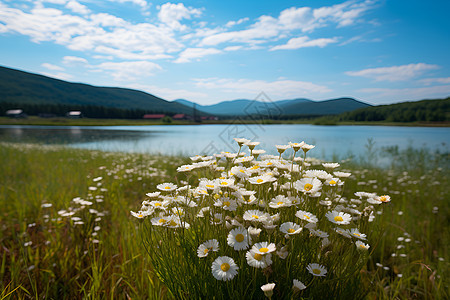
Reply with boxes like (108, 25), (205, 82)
(0, 124), (448, 161)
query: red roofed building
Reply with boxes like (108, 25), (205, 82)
(172, 114), (192, 120)
(143, 114), (165, 119)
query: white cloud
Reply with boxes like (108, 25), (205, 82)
(42, 63), (64, 71)
(419, 77), (450, 85)
(40, 71), (73, 81)
(193, 78), (331, 99)
(224, 45), (243, 51)
(346, 63), (440, 82)
(356, 85), (450, 104)
(157, 2), (201, 30)
(128, 83), (209, 101)
(107, 0), (149, 10)
(225, 17), (249, 28)
(65, 0), (90, 15)
(62, 56), (88, 65)
(174, 47), (222, 63)
(93, 61), (162, 81)
(0, 2), (183, 61)
(270, 36), (338, 50)
(199, 0), (375, 47)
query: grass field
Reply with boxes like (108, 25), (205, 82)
(0, 142), (448, 299)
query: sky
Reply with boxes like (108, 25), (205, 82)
(0, 0), (449, 106)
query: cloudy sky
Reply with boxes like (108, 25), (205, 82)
(1, 0), (449, 105)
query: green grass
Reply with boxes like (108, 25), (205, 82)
(0, 142), (448, 299)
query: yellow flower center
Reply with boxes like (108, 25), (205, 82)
(254, 253), (263, 261)
(164, 186), (171, 190)
(219, 177), (225, 179)
(229, 172), (234, 176)
(223, 201), (231, 207)
(380, 196), (388, 202)
(277, 201), (284, 205)
(138, 214), (143, 218)
(329, 180), (337, 185)
(235, 234), (245, 242)
(214, 194), (220, 200)
(259, 247), (269, 253)
(359, 244), (366, 249)
(251, 165), (259, 169)
(206, 184), (214, 188)
(267, 162), (273, 165)
(288, 228), (295, 233)
(221, 182), (228, 185)
(313, 269), (321, 275)
(155, 203), (161, 207)
(252, 215), (259, 219)
(304, 183), (313, 191)
(354, 233), (360, 236)
(220, 263), (230, 272)
(257, 179), (263, 183)
(334, 216), (343, 222)
(158, 219), (166, 224)
(304, 215), (310, 219)
(240, 170), (246, 173)
(204, 248), (209, 254)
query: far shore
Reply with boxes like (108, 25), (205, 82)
(0, 116), (449, 127)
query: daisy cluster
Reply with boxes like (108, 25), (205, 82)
(132, 138), (392, 296)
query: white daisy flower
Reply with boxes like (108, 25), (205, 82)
(301, 143), (315, 153)
(334, 227), (352, 238)
(214, 198), (238, 211)
(151, 216), (169, 226)
(252, 241), (276, 255)
(234, 156), (254, 164)
(149, 200), (169, 210)
(276, 144), (290, 154)
(197, 239), (219, 258)
(349, 228), (367, 240)
(145, 192), (161, 198)
(252, 149), (266, 158)
(322, 162), (340, 169)
(227, 227), (250, 251)
(190, 155), (203, 162)
(243, 210), (269, 222)
(324, 177), (343, 186)
(217, 178), (235, 188)
(156, 182), (177, 192)
(211, 256), (238, 281)
(248, 175), (276, 185)
(261, 283), (275, 298)
(292, 279), (307, 291)
(234, 138), (250, 146)
(130, 210), (150, 219)
(295, 210), (318, 223)
(177, 164), (195, 172)
(247, 226), (262, 240)
(245, 249), (272, 268)
(334, 171), (352, 178)
(377, 195), (391, 203)
(230, 166), (250, 179)
(293, 178), (322, 194)
(280, 222), (303, 235)
(244, 141), (260, 150)
(325, 210), (352, 225)
(303, 170), (332, 180)
(289, 141), (305, 152)
(310, 229), (329, 238)
(355, 240), (370, 251)
(268, 195), (291, 209)
(307, 263), (327, 277)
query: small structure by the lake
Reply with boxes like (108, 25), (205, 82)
(6, 109), (27, 118)
(67, 111), (82, 118)
(143, 114), (165, 120)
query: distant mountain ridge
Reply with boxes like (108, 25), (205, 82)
(0, 65), (371, 117)
(175, 97), (371, 116)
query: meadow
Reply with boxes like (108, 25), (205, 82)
(0, 141), (448, 299)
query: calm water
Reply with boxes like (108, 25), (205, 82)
(0, 124), (448, 160)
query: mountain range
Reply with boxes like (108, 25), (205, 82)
(0, 65), (371, 117)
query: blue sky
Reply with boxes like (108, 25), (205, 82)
(0, 0), (449, 105)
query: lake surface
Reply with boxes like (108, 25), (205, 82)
(0, 124), (448, 161)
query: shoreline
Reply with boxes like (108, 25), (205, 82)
(1, 116), (449, 127)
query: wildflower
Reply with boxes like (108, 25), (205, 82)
(234, 138), (250, 146)
(334, 171), (351, 178)
(252, 242), (276, 255)
(276, 246), (289, 259)
(310, 229), (329, 238)
(324, 177), (343, 186)
(197, 239), (219, 258)
(276, 144), (290, 154)
(355, 240), (370, 251)
(245, 141), (260, 151)
(145, 191), (161, 198)
(322, 162), (340, 169)
(295, 210), (318, 223)
(248, 226), (262, 240)
(246, 249), (273, 268)
(334, 227), (352, 238)
(230, 166), (250, 179)
(243, 210), (269, 222)
(301, 143), (315, 153)
(292, 279), (307, 291)
(212, 256), (238, 281)
(289, 141), (305, 152)
(214, 198), (237, 211)
(268, 195), (291, 209)
(377, 195), (391, 203)
(261, 283), (275, 298)
(252, 149), (266, 159)
(190, 155), (203, 161)
(248, 175), (276, 185)
(325, 211), (352, 225)
(307, 263), (327, 277)
(349, 228), (367, 240)
(177, 164), (195, 172)
(149, 200), (169, 210)
(235, 156), (254, 164)
(151, 216), (169, 226)
(280, 222), (302, 235)
(293, 178), (322, 194)
(227, 227), (250, 251)
(156, 182), (177, 192)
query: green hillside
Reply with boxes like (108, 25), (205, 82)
(0, 65), (193, 114)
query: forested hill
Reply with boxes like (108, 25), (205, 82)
(0, 65), (193, 114)
(333, 97), (450, 122)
